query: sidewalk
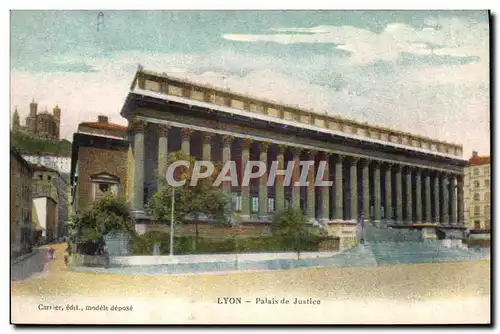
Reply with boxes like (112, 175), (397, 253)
(10, 245), (59, 282)
(11, 249), (39, 265)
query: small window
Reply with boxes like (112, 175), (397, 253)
(474, 181), (480, 189)
(99, 183), (110, 192)
(474, 168), (479, 176)
(39, 175), (43, 180)
(484, 179), (489, 188)
(474, 220), (481, 230)
(484, 205), (490, 216)
(473, 193), (480, 201)
(474, 205), (480, 216)
(484, 166), (489, 174)
(485, 192), (490, 202)
(47, 176), (51, 181)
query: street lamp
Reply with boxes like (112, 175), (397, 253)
(170, 187), (175, 256)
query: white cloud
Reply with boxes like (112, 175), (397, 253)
(223, 18), (489, 66)
(10, 15), (490, 158)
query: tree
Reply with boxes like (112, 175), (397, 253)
(68, 195), (134, 254)
(148, 151), (230, 241)
(271, 207), (310, 259)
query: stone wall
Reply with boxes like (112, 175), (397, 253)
(144, 223), (272, 239)
(76, 146), (128, 211)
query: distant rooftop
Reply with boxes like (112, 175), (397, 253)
(468, 151), (490, 167)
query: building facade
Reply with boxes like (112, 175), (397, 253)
(12, 99), (61, 140)
(464, 151), (491, 231)
(24, 154), (71, 174)
(71, 68), (469, 242)
(71, 116), (129, 213)
(10, 147), (34, 258)
(32, 164), (70, 239)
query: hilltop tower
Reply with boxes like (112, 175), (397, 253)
(37, 107), (52, 139)
(12, 107), (20, 132)
(25, 98), (38, 135)
(52, 105), (61, 140)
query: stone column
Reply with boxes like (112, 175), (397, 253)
(130, 118), (147, 214)
(373, 161), (381, 222)
(306, 150), (316, 219)
(201, 133), (213, 161)
(441, 173), (449, 225)
(457, 174), (465, 226)
(258, 142), (269, 220)
(433, 174), (440, 224)
(291, 147), (302, 208)
(361, 159), (370, 222)
(320, 152), (330, 221)
(221, 135), (233, 196)
(157, 124), (170, 185)
(334, 155), (344, 221)
(405, 167), (413, 224)
(241, 138), (252, 219)
(349, 158), (358, 221)
(385, 164), (392, 222)
(395, 165), (403, 223)
(275, 145), (285, 212)
(180, 128), (193, 156)
(424, 171), (432, 224)
(450, 174), (458, 225)
(415, 169), (422, 224)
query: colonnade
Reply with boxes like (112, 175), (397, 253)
(129, 120), (465, 225)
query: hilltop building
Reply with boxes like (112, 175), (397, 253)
(12, 99), (61, 140)
(464, 151), (491, 231)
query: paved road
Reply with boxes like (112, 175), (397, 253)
(11, 248), (54, 282)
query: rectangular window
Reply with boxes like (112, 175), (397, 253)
(474, 168), (479, 176)
(484, 179), (489, 188)
(268, 198), (275, 212)
(232, 194), (242, 212)
(474, 220), (481, 230)
(474, 205), (480, 216)
(251, 197), (259, 213)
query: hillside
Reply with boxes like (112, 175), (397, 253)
(10, 131), (72, 156)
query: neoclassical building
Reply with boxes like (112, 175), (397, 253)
(111, 68), (468, 239)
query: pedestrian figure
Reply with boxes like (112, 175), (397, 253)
(49, 247), (55, 260)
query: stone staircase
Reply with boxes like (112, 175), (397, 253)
(362, 221), (422, 243)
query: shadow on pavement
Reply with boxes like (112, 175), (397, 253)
(11, 248), (53, 282)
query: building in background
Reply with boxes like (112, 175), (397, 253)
(70, 115), (129, 213)
(10, 147), (34, 258)
(464, 151), (491, 231)
(12, 99), (61, 140)
(24, 153), (71, 174)
(32, 164), (70, 240)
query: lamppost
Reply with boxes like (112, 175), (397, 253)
(169, 187), (175, 256)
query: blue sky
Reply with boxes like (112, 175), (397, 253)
(10, 10), (490, 156)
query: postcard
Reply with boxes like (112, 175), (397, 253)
(10, 10), (490, 325)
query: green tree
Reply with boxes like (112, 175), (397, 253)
(271, 207), (310, 259)
(68, 195), (134, 247)
(148, 151), (230, 242)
